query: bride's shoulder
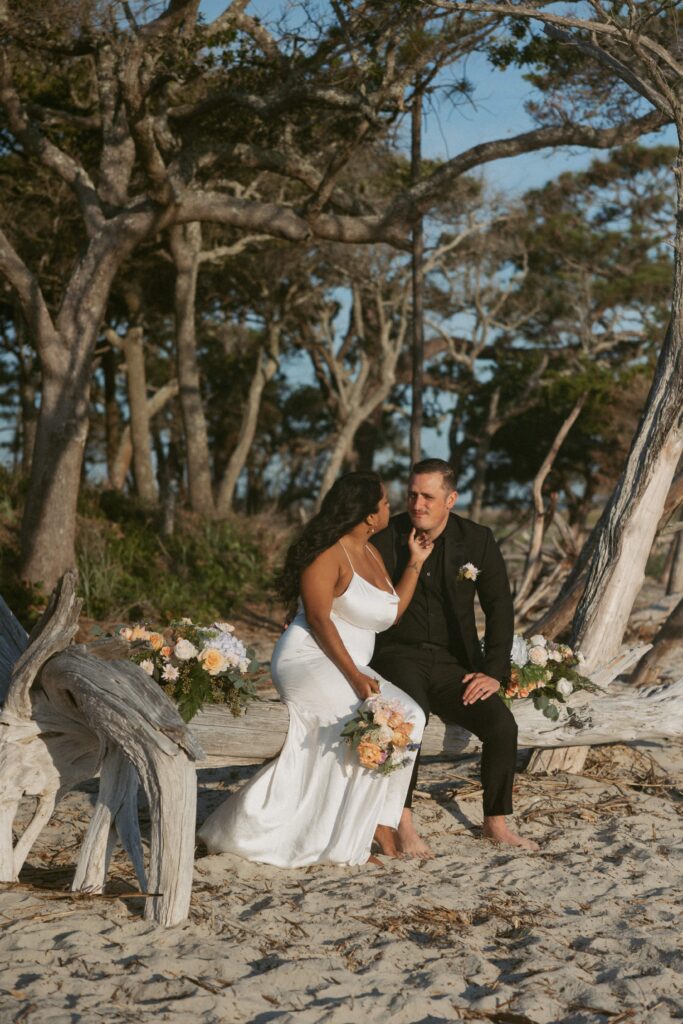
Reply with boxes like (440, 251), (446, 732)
(302, 543), (346, 577)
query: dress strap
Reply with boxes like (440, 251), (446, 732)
(364, 544), (396, 592)
(338, 540), (355, 572)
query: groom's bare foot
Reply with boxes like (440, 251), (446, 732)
(396, 808), (434, 859)
(373, 824), (401, 857)
(367, 854), (384, 866)
(483, 815), (539, 851)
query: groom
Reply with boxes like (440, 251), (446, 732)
(371, 458), (537, 855)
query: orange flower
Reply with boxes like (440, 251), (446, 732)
(387, 711), (404, 729)
(148, 632), (164, 651)
(358, 740), (383, 768)
(391, 723), (414, 747)
(520, 687), (530, 698)
(161, 645), (173, 659)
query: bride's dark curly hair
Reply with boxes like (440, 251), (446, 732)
(277, 472), (384, 609)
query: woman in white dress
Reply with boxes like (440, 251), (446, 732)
(198, 472), (433, 867)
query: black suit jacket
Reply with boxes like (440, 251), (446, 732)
(371, 512), (514, 683)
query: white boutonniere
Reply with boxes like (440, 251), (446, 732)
(457, 562), (480, 582)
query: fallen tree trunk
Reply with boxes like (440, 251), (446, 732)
(190, 645), (683, 769)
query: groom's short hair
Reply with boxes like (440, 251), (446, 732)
(411, 458), (457, 494)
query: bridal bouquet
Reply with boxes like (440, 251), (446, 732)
(118, 619), (260, 722)
(341, 695), (420, 775)
(502, 633), (595, 721)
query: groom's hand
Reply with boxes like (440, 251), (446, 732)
(462, 672), (500, 704)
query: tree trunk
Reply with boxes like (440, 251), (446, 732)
(118, 327), (158, 507)
(570, 154), (683, 669)
(630, 595), (683, 687)
(19, 218), (156, 591)
(169, 223), (216, 517)
(102, 342), (121, 486)
(318, 413), (366, 502)
(16, 315), (38, 475)
(109, 380), (178, 492)
(20, 334), (93, 592)
(573, 419), (683, 669)
(353, 406), (383, 471)
(409, 80), (424, 465)
(516, 396), (585, 609)
(215, 325), (280, 515)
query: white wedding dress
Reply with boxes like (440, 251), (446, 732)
(198, 545), (426, 867)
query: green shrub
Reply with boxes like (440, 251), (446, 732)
(76, 489), (272, 624)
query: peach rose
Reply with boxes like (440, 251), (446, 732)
(358, 740), (383, 768)
(161, 645), (173, 659)
(148, 632), (164, 651)
(199, 647), (229, 676)
(391, 723), (414, 747)
(131, 625), (150, 641)
(387, 712), (404, 729)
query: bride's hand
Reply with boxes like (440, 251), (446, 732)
(407, 527), (434, 565)
(350, 672), (381, 701)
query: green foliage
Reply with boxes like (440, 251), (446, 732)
(75, 488), (270, 624)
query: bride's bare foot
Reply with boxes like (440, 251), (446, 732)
(396, 808), (434, 859)
(483, 815), (539, 851)
(373, 824), (401, 857)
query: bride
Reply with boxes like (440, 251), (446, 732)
(198, 472), (433, 867)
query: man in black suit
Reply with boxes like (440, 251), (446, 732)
(371, 458), (537, 855)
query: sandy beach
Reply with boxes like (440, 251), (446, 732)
(1, 587), (681, 1023)
(1, 734), (682, 1024)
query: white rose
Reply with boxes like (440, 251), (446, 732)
(548, 649), (562, 662)
(213, 621), (235, 633)
(576, 651), (586, 665)
(140, 659), (155, 676)
(528, 645), (548, 666)
(162, 664), (180, 682)
(377, 725), (394, 745)
(510, 634), (529, 667)
(529, 634), (547, 648)
(556, 678), (573, 697)
(174, 638), (198, 661)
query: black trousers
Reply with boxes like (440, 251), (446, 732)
(371, 644), (518, 817)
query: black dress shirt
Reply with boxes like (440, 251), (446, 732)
(383, 534), (460, 652)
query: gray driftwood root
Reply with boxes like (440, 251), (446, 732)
(0, 572), (204, 927)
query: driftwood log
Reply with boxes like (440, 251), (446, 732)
(0, 573), (204, 927)
(191, 644), (683, 769)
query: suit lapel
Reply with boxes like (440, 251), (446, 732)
(443, 515), (467, 610)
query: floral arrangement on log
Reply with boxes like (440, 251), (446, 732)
(502, 633), (596, 721)
(118, 619), (260, 721)
(341, 695), (419, 774)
